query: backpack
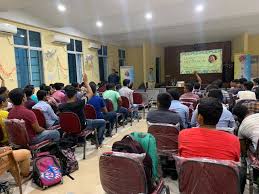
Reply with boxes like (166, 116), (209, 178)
(32, 152), (63, 189)
(112, 135), (154, 193)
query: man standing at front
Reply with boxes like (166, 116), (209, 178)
(148, 67), (155, 89)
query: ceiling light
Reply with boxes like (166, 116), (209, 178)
(145, 12), (153, 20)
(195, 4), (204, 12)
(96, 21), (103, 28)
(57, 4), (66, 12)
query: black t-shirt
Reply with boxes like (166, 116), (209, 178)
(59, 98), (87, 128)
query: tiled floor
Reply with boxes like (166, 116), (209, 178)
(0, 118), (252, 194)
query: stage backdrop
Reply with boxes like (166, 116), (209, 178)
(120, 66), (135, 84)
(165, 41), (232, 84)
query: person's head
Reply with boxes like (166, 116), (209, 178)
(36, 90), (47, 101)
(168, 89), (180, 101)
(233, 104), (249, 123)
(205, 84), (219, 94)
(157, 93), (172, 109)
(197, 97), (223, 126)
(44, 86), (52, 95)
(39, 83), (46, 90)
(193, 82), (201, 90)
(255, 87), (259, 100)
(125, 71), (129, 77)
(239, 78), (247, 89)
(0, 87), (9, 98)
(112, 69), (116, 74)
(123, 79), (130, 87)
(24, 87), (33, 98)
(244, 81), (254, 91)
(64, 85), (77, 100)
(212, 79), (223, 88)
(72, 82), (80, 90)
(253, 78), (259, 86)
(184, 83), (193, 93)
(9, 88), (26, 106)
(208, 55), (217, 63)
(208, 89), (223, 103)
(230, 79), (239, 88)
(0, 96), (8, 109)
(25, 85), (35, 94)
(106, 83), (115, 91)
(89, 81), (97, 94)
(53, 83), (62, 91)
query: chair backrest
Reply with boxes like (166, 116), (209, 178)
(104, 99), (114, 112)
(133, 92), (143, 104)
(32, 109), (46, 128)
(176, 157), (240, 194)
(59, 112), (82, 134)
(4, 119), (30, 148)
(121, 96), (130, 109)
(84, 104), (97, 119)
(148, 123), (179, 154)
(99, 152), (147, 194)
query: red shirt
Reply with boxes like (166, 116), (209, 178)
(179, 128), (240, 162)
(8, 105), (38, 140)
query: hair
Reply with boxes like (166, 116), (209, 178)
(157, 93), (172, 109)
(9, 88), (25, 105)
(253, 78), (259, 85)
(211, 79), (223, 88)
(0, 87), (7, 96)
(106, 83), (115, 90)
(255, 87), (259, 100)
(64, 85), (77, 99)
(37, 90), (47, 101)
(208, 89), (223, 103)
(39, 83), (46, 90)
(89, 82), (97, 94)
(25, 84), (34, 90)
(198, 97), (223, 125)
(239, 78), (247, 84)
(193, 82), (200, 90)
(44, 86), (51, 92)
(53, 83), (64, 90)
(209, 54), (217, 61)
(206, 84), (219, 92)
(233, 104), (249, 123)
(0, 96), (7, 104)
(232, 79), (240, 83)
(244, 81), (254, 91)
(24, 87), (33, 97)
(123, 79), (130, 87)
(184, 83), (193, 92)
(168, 89), (180, 100)
(72, 82), (79, 88)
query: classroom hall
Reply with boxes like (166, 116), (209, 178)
(1, 0), (259, 194)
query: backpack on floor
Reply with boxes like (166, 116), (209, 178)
(32, 152), (63, 189)
(112, 135), (154, 193)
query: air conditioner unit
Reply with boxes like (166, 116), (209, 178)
(0, 23), (17, 35)
(88, 42), (101, 49)
(52, 34), (70, 45)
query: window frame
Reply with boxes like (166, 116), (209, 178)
(118, 48), (126, 66)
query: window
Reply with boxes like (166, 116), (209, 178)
(14, 28), (43, 88)
(98, 46), (108, 82)
(67, 39), (83, 83)
(118, 49), (126, 66)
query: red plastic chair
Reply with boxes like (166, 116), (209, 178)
(121, 96), (133, 126)
(99, 152), (170, 194)
(175, 156), (240, 194)
(32, 109), (60, 130)
(133, 92), (150, 118)
(4, 119), (51, 156)
(59, 112), (93, 159)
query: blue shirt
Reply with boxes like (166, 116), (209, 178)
(32, 101), (59, 128)
(88, 95), (106, 119)
(169, 100), (190, 129)
(191, 105), (236, 133)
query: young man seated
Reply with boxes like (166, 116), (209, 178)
(147, 92), (183, 129)
(8, 88), (60, 144)
(179, 97), (240, 161)
(33, 90), (59, 128)
(88, 82), (116, 137)
(59, 74), (106, 144)
(52, 82), (66, 103)
(237, 81), (256, 102)
(24, 87), (36, 110)
(180, 83), (199, 108)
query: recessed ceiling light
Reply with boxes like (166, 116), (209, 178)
(195, 4), (204, 12)
(57, 4), (66, 12)
(96, 21), (103, 28)
(145, 12), (153, 20)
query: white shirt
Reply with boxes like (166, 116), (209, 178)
(237, 91), (256, 102)
(119, 86), (134, 105)
(239, 113), (259, 149)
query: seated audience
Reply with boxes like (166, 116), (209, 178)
(211, 79), (230, 104)
(43, 86), (59, 110)
(0, 78), (12, 110)
(242, 87), (259, 113)
(24, 87), (36, 110)
(59, 74), (106, 144)
(52, 82), (66, 103)
(25, 85), (38, 103)
(253, 78), (259, 91)
(0, 96), (9, 144)
(237, 81), (256, 101)
(180, 83), (199, 108)
(119, 79), (140, 119)
(179, 97), (240, 161)
(229, 79), (241, 95)
(8, 88), (60, 144)
(88, 82), (116, 136)
(103, 83), (128, 122)
(147, 93), (183, 129)
(191, 89), (236, 133)
(168, 89), (190, 128)
(72, 82), (84, 101)
(239, 78), (248, 90)
(33, 90), (59, 128)
(233, 104), (259, 153)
